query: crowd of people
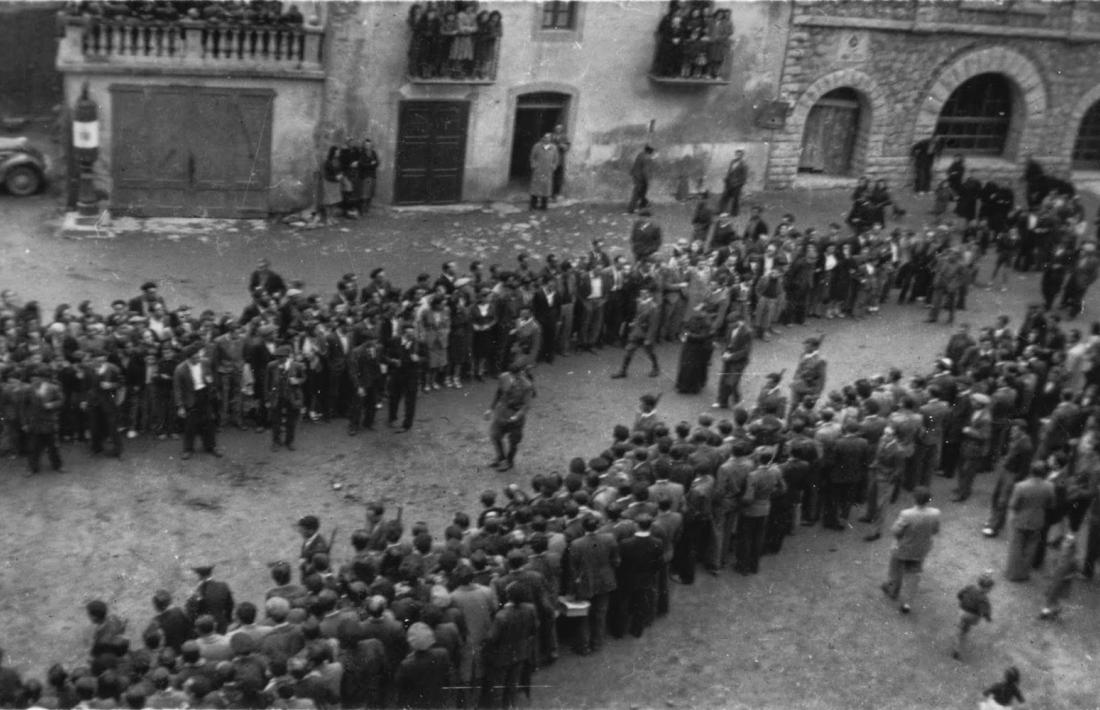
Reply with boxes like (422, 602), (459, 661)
(2, 139), (1100, 707)
(406, 3), (502, 81)
(652, 1), (734, 80)
(0, 289), (1098, 708)
(66, 0), (310, 27)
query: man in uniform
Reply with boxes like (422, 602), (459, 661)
(485, 363), (534, 472)
(348, 334), (385, 435)
(611, 287), (661, 379)
(789, 336), (827, 418)
(85, 350), (124, 458)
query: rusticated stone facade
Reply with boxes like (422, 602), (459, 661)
(766, 0), (1100, 191)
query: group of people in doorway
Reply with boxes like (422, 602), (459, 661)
(320, 137), (380, 222)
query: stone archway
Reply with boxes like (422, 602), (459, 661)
(912, 46), (1047, 157)
(1064, 82), (1100, 167)
(769, 69), (887, 187)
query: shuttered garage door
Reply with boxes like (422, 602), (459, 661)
(111, 85), (273, 218)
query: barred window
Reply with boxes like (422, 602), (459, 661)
(541, 1), (577, 29)
(934, 73), (1013, 156)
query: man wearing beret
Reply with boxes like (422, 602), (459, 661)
(267, 345), (305, 451)
(174, 343), (221, 459)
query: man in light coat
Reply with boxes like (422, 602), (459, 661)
(529, 133), (559, 211)
(881, 486), (941, 613)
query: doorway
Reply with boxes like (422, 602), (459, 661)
(509, 92), (569, 181)
(393, 100), (469, 205)
(798, 87), (862, 175)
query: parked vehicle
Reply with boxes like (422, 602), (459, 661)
(0, 136), (49, 196)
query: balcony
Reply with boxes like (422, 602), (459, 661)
(56, 16), (324, 79)
(648, 8), (733, 86)
(406, 13), (501, 85)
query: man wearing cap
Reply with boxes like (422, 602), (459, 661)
(396, 622), (451, 708)
(954, 392), (992, 502)
(486, 363), (534, 472)
(186, 565), (234, 634)
(85, 350), (124, 458)
(174, 343), (220, 460)
(927, 249), (967, 324)
(789, 337), (827, 418)
(19, 365), (63, 475)
(213, 323), (247, 430)
(611, 287), (660, 379)
(128, 281), (166, 317)
(267, 345), (305, 452)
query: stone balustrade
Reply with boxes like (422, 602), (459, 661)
(57, 16), (324, 76)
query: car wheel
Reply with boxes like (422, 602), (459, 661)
(5, 165), (41, 196)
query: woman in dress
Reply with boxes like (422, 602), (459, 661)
(449, 7), (476, 78)
(415, 5), (442, 78)
(674, 312), (715, 395)
(418, 293), (450, 391)
(406, 4), (423, 75)
(446, 290), (472, 388)
(319, 145), (342, 225)
(706, 9), (733, 79)
(473, 10), (500, 80)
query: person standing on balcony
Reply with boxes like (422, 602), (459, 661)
(551, 124), (570, 201)
(707, 9), (733, 79)
(529, 133), (559, 211)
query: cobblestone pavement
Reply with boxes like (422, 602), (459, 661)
(1, 187), (1098, 709)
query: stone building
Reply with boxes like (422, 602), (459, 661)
(321, 1), (790, 206)
(51, 1), (1100, 216)
(769, 0), (1100, 192)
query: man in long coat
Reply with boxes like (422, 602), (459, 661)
(529, 133), (559, 211)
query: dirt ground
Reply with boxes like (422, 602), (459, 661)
(1, 186), (1099, 710)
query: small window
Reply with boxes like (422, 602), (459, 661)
(541, 1), (577, 30)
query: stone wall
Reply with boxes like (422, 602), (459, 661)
(321, 1), (792, 205)
(767, 6), (1100, 191)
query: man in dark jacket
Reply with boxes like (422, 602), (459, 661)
(481, 585), (538, 709)
(148, 589), (195, 653)
(186, 565), (234, 634)
(982, 420), (1034, 538)
(824, 422), (872, 530)
(615, 514), (664, 637)
(565, 515), (619, 654)
(347, 335), (385, 435)
(627, 145), (655, 214)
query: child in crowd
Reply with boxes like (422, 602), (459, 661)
(952, 570), (994, 660)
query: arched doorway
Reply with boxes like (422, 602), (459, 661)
(798, 87), (862, 175)
(934, 73), (1014, 156)
(509, 92), (570, 181)
(1073, 100), (1100, 170)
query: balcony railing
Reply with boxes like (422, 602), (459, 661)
(406, 15), (501, 84)
(57, 17), (324, 75)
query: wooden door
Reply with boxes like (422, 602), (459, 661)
(394, 101), (469, 205)
(110, 85), (273, 217)
(799, 99), (860, 175)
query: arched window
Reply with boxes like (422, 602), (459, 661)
(1073, 100), (1100, 170)
(935, 73), (1013, 156)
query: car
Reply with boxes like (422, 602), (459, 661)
(0, 136), (50, 196)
